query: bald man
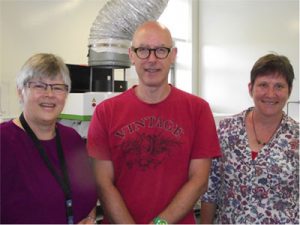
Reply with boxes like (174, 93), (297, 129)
(87, 21), (221, 224)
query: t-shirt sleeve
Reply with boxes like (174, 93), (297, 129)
(87, 103), (111, 160)
(191, 100), (221, 159)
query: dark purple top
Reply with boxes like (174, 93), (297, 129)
(1, 120), (97, 224)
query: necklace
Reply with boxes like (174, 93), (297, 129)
(251, 110), (282, 146)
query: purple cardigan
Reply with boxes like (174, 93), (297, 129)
(1, 120), (97, 224)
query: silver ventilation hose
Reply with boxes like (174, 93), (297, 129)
(88, 0), (169, 68)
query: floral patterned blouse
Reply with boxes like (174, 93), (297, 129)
(202, 108), (299, 224)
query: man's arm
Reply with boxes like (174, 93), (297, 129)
(199, 201), (217, 224)
(93, 159), (135, 224)
(151, 158), (211, 224)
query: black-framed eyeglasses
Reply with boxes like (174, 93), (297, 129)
(26, 81), (69, 95)
(132, 47), (172, 59)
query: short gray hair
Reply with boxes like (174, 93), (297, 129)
(16, 53), (71, 92)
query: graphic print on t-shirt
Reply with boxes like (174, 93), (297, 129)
(114, 116), (184, 171)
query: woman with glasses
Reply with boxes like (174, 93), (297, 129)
(87, 21), (221, 224)
(0, 53), (98, 224)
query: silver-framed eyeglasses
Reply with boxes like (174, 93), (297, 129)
(26, 81), (69, 95)
(132, 47), (172, 59)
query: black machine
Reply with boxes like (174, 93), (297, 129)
(66, 64), (127, 93)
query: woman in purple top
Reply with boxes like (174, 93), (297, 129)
(0, 53), (97, 224)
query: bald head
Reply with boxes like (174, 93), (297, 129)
(129, 20), (177, 89)
(132, 21), (173, 47)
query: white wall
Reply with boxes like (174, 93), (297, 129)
(1, 0), (299, 121)
(198, 0), (299, 120)
(0, 0), (108, 118)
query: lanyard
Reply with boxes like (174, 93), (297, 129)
(19, 113), (74, 224)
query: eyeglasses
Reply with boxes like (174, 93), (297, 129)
(26, 81), (69, 95)
(132, 47), (172, 59)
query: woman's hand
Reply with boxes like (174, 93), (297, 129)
(78, 215), (96, 224)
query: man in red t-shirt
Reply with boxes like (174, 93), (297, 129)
(87, 21), (221, 224)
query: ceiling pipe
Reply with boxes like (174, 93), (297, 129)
(88, 0), (169, 68)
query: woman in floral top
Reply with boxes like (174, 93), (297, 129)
(200, 53), (299, 224)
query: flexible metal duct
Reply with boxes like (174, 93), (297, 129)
(88, 0), (169, 68)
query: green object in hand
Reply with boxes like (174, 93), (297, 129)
(153, 217), (168, 224)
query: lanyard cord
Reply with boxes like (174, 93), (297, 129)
(19, 113), (74, 224)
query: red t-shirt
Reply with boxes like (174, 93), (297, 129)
(88, 85), (221, 224)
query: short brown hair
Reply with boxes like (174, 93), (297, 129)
(250, 53), (294, 94)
